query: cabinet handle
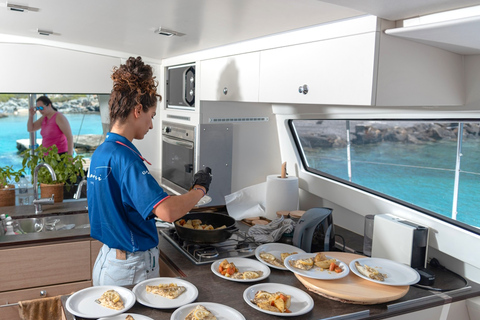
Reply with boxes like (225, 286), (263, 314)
(40, 290), (47, 297)
(223, 87), (228, 95)
(298, 84), (309, 95)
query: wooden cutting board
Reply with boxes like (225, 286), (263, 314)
(295, 252), (409, 304)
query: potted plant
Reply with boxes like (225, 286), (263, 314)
(21, 145), (86, 203)
(0, 165), (25, 207)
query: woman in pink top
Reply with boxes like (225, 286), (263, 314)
(27, 96), (74, 156)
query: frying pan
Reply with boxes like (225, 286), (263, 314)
(174, 212), (238, 244)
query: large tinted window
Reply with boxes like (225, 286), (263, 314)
(291, 120), (480, 231)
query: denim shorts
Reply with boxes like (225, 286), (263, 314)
(92, 244), (160, 286)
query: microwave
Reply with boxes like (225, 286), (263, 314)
(166, 63), (195, 109)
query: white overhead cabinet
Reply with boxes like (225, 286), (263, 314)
(259, 33), (377, 105)
(200, 52), (260, 102)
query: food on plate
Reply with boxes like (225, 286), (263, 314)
(218, 259), (263, 279)
(259, 252), (284, 268)
(281, 252), (298, 262)
(146, 283), (187, 299)
(314, 253), (343, 273)
(185, 305), (217, 320)
(231, 270), (264, 280)
(97, 289), (124, 310)
(125, 316), (135, 320)
(355, 261), (386, 281)
(176, 219), (226, 230)
(218, 259), (239, 277)
(251, 290), (292, 313)
(288, 257), (314, 270)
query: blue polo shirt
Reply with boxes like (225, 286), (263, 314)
(87, 132), (169, 252)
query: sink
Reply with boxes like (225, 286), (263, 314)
(12, 213), (90, 234)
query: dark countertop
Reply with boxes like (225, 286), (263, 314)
(62, 223), (480, 320)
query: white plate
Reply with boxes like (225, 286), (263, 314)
(283, 253), (350, 280)
(255, 243), (305, 270)
(243, 283), (314, 317)
(99, 314), (153, 320)
(133, 277), (199, 309)
(211, 257), (271, 282)
(350, 257), (421, 286)
(65, 286), (135, 319)
(171, 302), (246, 320)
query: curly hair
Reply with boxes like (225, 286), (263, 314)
(108, 56), (161, 126)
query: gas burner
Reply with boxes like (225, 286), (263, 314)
(159, 227), (260, 265)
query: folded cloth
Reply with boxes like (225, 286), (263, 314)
(19, 296), (65, 320)
(248, 216), (296, 243)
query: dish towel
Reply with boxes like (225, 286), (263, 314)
(248, 216), (296, 243)
(18, 296), (65, 320)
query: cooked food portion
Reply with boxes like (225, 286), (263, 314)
(259, 252), (284, 268)
(251, 290), (292, 313)
(288, 257), (314, 270)
(281, 252), (298, 262)
(97, 289), (124, 310)
(218, 259), (263, 279)
(218, 259), (239, 277)
(125, 316), (135, 320)
(314, 253), (343, 273)
(146, 283), (187, 299)
(231, 270), (264, 280)
(185, 305), (217, 320)
(176, 219), (226, 230)
(355, 261), (386, 281)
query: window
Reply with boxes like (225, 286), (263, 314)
(290, 119), (480, 232)
(0, 93), (108, 173)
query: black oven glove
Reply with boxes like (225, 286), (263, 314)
(192, 167), (212, 193)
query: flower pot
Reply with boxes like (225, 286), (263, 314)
(40, 183), (64, 203)
(0, 184), (15, 207)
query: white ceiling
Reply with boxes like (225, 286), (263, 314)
(1, 0), (480, 61)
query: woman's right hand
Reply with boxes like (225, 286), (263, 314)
(29, 107), (36, 117)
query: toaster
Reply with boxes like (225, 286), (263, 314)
(292, 207), (335, 253)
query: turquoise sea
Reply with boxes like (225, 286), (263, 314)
(0, 113), (102, 171)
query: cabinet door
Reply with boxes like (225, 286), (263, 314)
(200, 52), (260, 102)
(259, 33), (377, 105)
(0, 281), (91, 320)
(0, 241), (91, 292)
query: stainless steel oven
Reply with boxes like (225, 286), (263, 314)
(161, 121), (196, 194)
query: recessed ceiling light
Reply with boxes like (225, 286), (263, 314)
(154, 27), (185, 37)
(37, 29), (53, 36)
(6, 2), (39, 12)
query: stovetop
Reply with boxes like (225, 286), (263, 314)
(159, 225), (261, 265)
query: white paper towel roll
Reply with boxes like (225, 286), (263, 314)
(265, 174), (299, 220)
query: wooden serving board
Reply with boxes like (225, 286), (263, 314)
(295, 252), (409, 305)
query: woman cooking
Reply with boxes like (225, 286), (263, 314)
(87, 56), (212, 286)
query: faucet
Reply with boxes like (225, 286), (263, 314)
(74, 178), (87, 200)
(33, 163), (57, 214)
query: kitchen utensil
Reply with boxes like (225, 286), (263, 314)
(292, 207), (335, 253)
(174, 212), (238, 244)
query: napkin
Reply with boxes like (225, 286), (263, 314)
(247, 215), (296, 243)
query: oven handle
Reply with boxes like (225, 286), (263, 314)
(162, 136), (194, 149)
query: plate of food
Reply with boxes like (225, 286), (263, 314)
(133, 277), (199, 309)
(255, 243), (305, 270)
(65, 286), (135, 319)
(171, 302), (246, 320)
(283, 252), (349, 280)
(99, 314), (154, 320)
(350, 257), (420, 286)
(243, 283), (314, 316)
(211, 258), (271, 282)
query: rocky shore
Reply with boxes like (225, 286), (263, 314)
(296, 120), (480, 149)
(0, 96), (100, 115)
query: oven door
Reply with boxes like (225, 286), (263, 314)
(162, 135), (194, 192)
